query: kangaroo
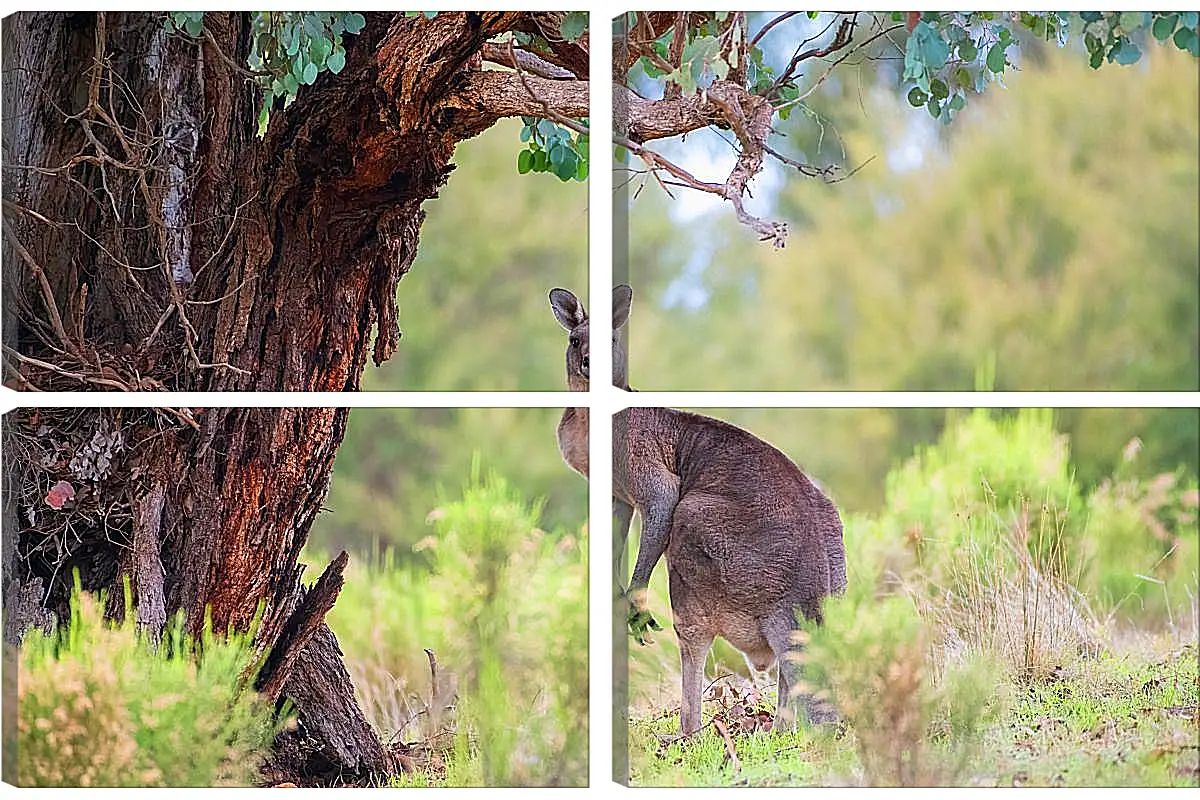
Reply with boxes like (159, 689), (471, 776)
(548, 285), (632, 478)
(548, 284), (845, 735)
(614, 406), (846, 735)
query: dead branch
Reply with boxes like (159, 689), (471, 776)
(2, 225), (80, 359)
(769, 14), (860, 98)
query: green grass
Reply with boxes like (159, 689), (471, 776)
(629, 643), (1198, 787)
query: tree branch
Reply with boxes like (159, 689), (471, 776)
(437, 70), (588, 138)
(480, 42), (574, 79)
(749, 12), (803, 50)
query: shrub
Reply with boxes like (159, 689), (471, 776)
(800, 588), (1005, 786)
(16, 582), (278, 787)
(426, 462), (588, 786)
(1084, 460), (1199, 627)
(326, 459), (588, 787)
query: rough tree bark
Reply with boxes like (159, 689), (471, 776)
(0, 11), (588, 786)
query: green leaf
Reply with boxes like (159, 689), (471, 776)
(958, 39), (977, 61)
(1111, 40), (1141, 65)
(1152, 14), (1177, 41)
(775, 83), (799, 105)
(1174, 26), (1197, 53)
(907, 87), (928, 107)
(909, 21), (951, 71)
(561, 11), (587, 43)
(949, 94), (966, 112)
(302, 61), (318, 84)
(679, 35), (720, 94)
(184, 16), (203, 37)
(517, 149), (533, 174)
(257, 100), (271, 137)
(985, 42), (1007, 73)
(711, 56), (729, 81)
(575, 158), (588, 181)
(930, 79), (949, 100)
(308, 36), (330, 67)
(1180, 11), (1199, 29)
(1118, 12), (1146, 33)
(344, 13), (366, 34)
(327, 47), (346, 74)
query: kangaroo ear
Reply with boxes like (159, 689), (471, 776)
(549, 288), (587, 331)
(613, 284), (633, 329)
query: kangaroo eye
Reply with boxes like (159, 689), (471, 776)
(570, 336), (580, 348)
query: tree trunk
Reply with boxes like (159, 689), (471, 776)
(1, 11), (587, 786)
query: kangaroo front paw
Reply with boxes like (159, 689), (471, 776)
(627, 606), (663, 645)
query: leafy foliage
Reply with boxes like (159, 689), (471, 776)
(165, 10), (364, 134)
(518, 116), (589, 182)
(17, 579), (280, 786)
(896, 11), (1200, 122)
(245, 12), (365, 133)
(560, 11), (587, 43)
(166, 11), (367, 135)
(625, 12), (1199, 128)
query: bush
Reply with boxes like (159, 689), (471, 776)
(1084, 461), (1199, 626)
(865, 409), (1198, 671)
(800, 588), (1005, 786)
(16, 582), (279, 787)
(325, 459), (588, 787)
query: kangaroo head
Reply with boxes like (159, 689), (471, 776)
(549, 285), (634, 391)
(549, 287), (590, 391)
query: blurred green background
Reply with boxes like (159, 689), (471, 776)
(310, 407), (586, 558)
(679, 407), (1199, 515)
(364, 118), (588, 391)
(623, 25), (1199, 393)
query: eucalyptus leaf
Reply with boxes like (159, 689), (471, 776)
(561, 11), (587, 43)
(327, 47), (346, 74)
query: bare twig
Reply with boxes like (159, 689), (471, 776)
(507, 36), (589, 138)
(2, 225), (81, 358)
(749, 11), (803, 50)
(769, 14), (859, 97)
(3, 346), (130, 391)
(712, 717), (742, 774)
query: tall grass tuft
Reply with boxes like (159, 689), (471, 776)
(16, 579), (279, 787)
